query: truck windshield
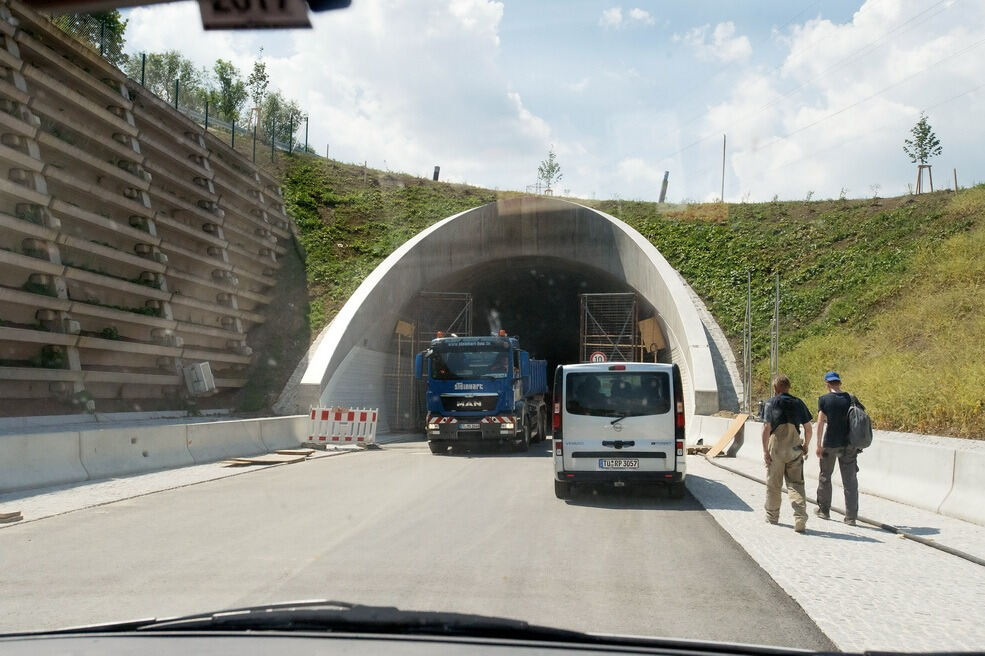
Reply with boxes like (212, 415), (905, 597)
(430, 346), (511, 380)
(565, 372), (670, 417)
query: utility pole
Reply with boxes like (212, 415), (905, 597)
(721, 134), (726, 202)
(658, 171), (669, 203)
(743, 270), (752, 414)
(769, 272), (779, 387)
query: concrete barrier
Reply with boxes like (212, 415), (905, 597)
(185, 419), (265, 464)
(259, 415), (306, 451)
(0, 430), (88, 492)
(938, 451), (985, 526)
(79, 424), (194, 479)
(858, 436), (956, 514)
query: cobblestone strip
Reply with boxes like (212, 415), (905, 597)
(687, 456), (985, 652)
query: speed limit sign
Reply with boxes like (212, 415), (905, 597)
(589, 351), (607, 363)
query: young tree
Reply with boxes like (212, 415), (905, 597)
(537, 147), (562, 193)
(261, 91), (305, 147)
(126, 51), (202, 107)
(903, 112), (942, 192)
(246, 48), (270, 125)
(212, 59), (248, 123)
(52, 11), (128, 66)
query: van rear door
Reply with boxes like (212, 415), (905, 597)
(562, 366), (675, 473)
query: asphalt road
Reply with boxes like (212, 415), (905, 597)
(0, 440), (833, 649)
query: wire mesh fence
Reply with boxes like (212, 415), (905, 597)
(50, 13), (319, 163)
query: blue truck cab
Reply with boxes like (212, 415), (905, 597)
(415, 333), (549, 454)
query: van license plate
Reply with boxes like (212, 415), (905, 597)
(458, 424), (480, 430)
(599, 458), (640, 470)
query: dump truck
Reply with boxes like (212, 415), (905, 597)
(415, 331), (549, 454)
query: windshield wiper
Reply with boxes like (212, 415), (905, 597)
(610, 413), (629, 425)
(3, 601), (816, 654)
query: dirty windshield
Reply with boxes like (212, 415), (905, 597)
(0, 0), (983, 654)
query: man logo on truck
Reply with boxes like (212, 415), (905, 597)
(456, 399), (483, 408)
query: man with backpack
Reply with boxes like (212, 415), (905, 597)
(762, 374), (813, 533)
(815, 371), (867, 526)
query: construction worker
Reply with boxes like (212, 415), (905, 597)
(762, 374), (813, 533)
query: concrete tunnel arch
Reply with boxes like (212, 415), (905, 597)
(292, 196), (735, 432)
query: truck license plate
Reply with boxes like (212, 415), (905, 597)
(458, 424), (480, 430)
(599, 458), (639, 470)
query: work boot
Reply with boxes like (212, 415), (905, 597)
(765, 517), (778, 525)
(844, 517), (857, 527)
(814, 508), (830, 520)
(794, 523), (806, 534)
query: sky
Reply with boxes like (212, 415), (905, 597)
(122, 0), (985, 202)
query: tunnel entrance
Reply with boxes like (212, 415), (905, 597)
(385, 256), (667, 431)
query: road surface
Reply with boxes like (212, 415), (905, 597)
(0, 440), (832, 649)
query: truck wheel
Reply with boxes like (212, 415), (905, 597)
(514, 422), (530, 452)
(554, 479), (571, 499)
(669, 481), (686, 499)
(429, 441), (447, 455)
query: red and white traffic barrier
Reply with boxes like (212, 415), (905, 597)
(308, 407), (378, 445)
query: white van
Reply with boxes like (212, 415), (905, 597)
(551, 362), (686, 499)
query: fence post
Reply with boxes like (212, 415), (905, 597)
(304, 116), (309, 153)
(288, 115), (293, 154)
(99, 18), (105, 57)
(174, 79), (179, 109)
(252, 121), (257, 163)
(140, 53), (146, 86)
(232, 119), (235, 148)
(204, 102), (209, 132)
(270, 117), (275, 162)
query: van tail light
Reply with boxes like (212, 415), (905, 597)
(552, 401), (561, 430)
(676, 440), (684, 457)
(672, 364), (685, 440)
(554, 440), (563, 457)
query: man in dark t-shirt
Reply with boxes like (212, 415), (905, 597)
(815, 371), (863, 525)
(762, 374), (813, 533)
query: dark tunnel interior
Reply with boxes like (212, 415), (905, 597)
(414, 256), (659, 377)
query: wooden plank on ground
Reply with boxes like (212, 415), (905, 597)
(705, 414), (749, 458)
(275, 448), (315, 456)
(228, 453), (308, 465)
(0, 511), (23, 523)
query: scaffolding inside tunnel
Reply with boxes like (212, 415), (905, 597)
(384, 293), (474, 432)
(579, 293), (645, 363)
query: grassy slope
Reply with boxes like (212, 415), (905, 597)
(280, 153), (984, 437)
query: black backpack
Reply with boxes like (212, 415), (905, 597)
(847, 395), (873, 449)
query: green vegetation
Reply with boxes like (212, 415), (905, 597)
(281, 156), (497, 332)
(594, 189), (985, 437)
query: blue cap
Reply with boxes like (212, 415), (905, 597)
(824, 371), (841, 382)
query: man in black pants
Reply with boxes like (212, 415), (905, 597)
(815, 371), (862, 526)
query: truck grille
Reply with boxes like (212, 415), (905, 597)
(440, 394), (499, 412)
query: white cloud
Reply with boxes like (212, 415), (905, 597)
(566, 77), (590, 93)
(599, 6), (655, 29)
(627, 8), (655, 26)
(691, 0), (985, 201)
(674, 21), (752, 62)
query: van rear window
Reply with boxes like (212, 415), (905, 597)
(565, 372), (670, 417)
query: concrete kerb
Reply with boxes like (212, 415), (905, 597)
(79, 424), (194, 480)
(0, 430), (88, 492)
(185, 419), (265, 464)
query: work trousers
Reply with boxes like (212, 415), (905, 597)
(765, 424), (807, 528)
(817, 445), (859, 520)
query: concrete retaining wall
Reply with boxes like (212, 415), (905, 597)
(0, 415), (304, 493)
(731, 420), (984, 527)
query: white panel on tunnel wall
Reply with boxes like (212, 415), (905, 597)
(320, 347), (390, 434)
